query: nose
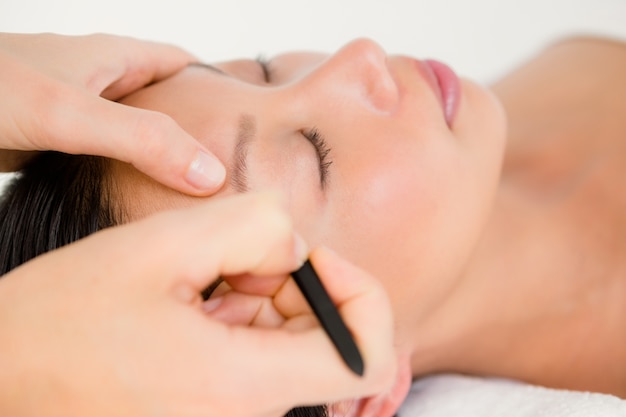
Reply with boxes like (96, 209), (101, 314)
(304, 39), (398, 114)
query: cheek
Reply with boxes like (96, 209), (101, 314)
(318, 165), (451, 338)
(322, 149), (455, 281)
(318, 138), (496, 329)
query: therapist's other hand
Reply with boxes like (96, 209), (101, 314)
(205, 247), (407, 417)
(0, 192), (396, 417)
(0, 32), (225, 195)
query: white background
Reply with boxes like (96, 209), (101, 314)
(1, 0), (626, 188)
(2, 0), (626, 82)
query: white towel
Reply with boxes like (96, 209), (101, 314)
(398, 374), (626, 417)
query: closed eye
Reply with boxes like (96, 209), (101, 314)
(301, 127), (332, 189)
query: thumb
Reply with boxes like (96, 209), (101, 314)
(41, 89), (226, 195)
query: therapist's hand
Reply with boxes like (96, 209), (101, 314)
(0, 192), (396, 417)
(0, 32), (225, 195)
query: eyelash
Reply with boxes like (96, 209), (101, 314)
(302, 128), (333, 188)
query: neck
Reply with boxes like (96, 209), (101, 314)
(410, 37), (626, 396)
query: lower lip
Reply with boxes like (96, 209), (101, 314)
(421, 59), (461, 127)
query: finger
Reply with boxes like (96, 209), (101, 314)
(224, 273), (312, 318)
(107, 192), (308, 292)
(95, 35), (197, 99)
(222, 272), (293, 297)
(0, 33), (195, 100)
(211, 247), (397, 409)
(38, 87), (225, 195)
(207, 275), (318, 331)
(203, 292), (285, 328)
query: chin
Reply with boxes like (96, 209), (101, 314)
(454, 78), (507, 147)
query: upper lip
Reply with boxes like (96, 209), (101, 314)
(410, 58), (444, 111)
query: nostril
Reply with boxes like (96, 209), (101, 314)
(364, 63), (398, 114)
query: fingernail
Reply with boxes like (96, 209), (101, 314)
(186, 150), (226, 191)
(294, 232), (309, 265)
(202, 296), (224, 313)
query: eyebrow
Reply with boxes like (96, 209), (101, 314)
(188, 63), (254, 193)
(230, 114), (256, 193)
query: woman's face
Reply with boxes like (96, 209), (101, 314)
(118, 38), (506, 359)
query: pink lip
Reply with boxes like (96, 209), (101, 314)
(413, 59), (461, 127)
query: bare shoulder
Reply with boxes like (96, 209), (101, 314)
(546, 34), (626, 53)
(492, 34), (626, 96)
(494, 33), (626, 104)
(541, 34), (626, 66)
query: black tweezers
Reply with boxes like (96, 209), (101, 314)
(291, 259), (364, 377)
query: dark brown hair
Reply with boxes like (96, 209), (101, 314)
(0, 152), (117, 275)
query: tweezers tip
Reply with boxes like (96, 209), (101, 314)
(348, 353), (365, 377)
